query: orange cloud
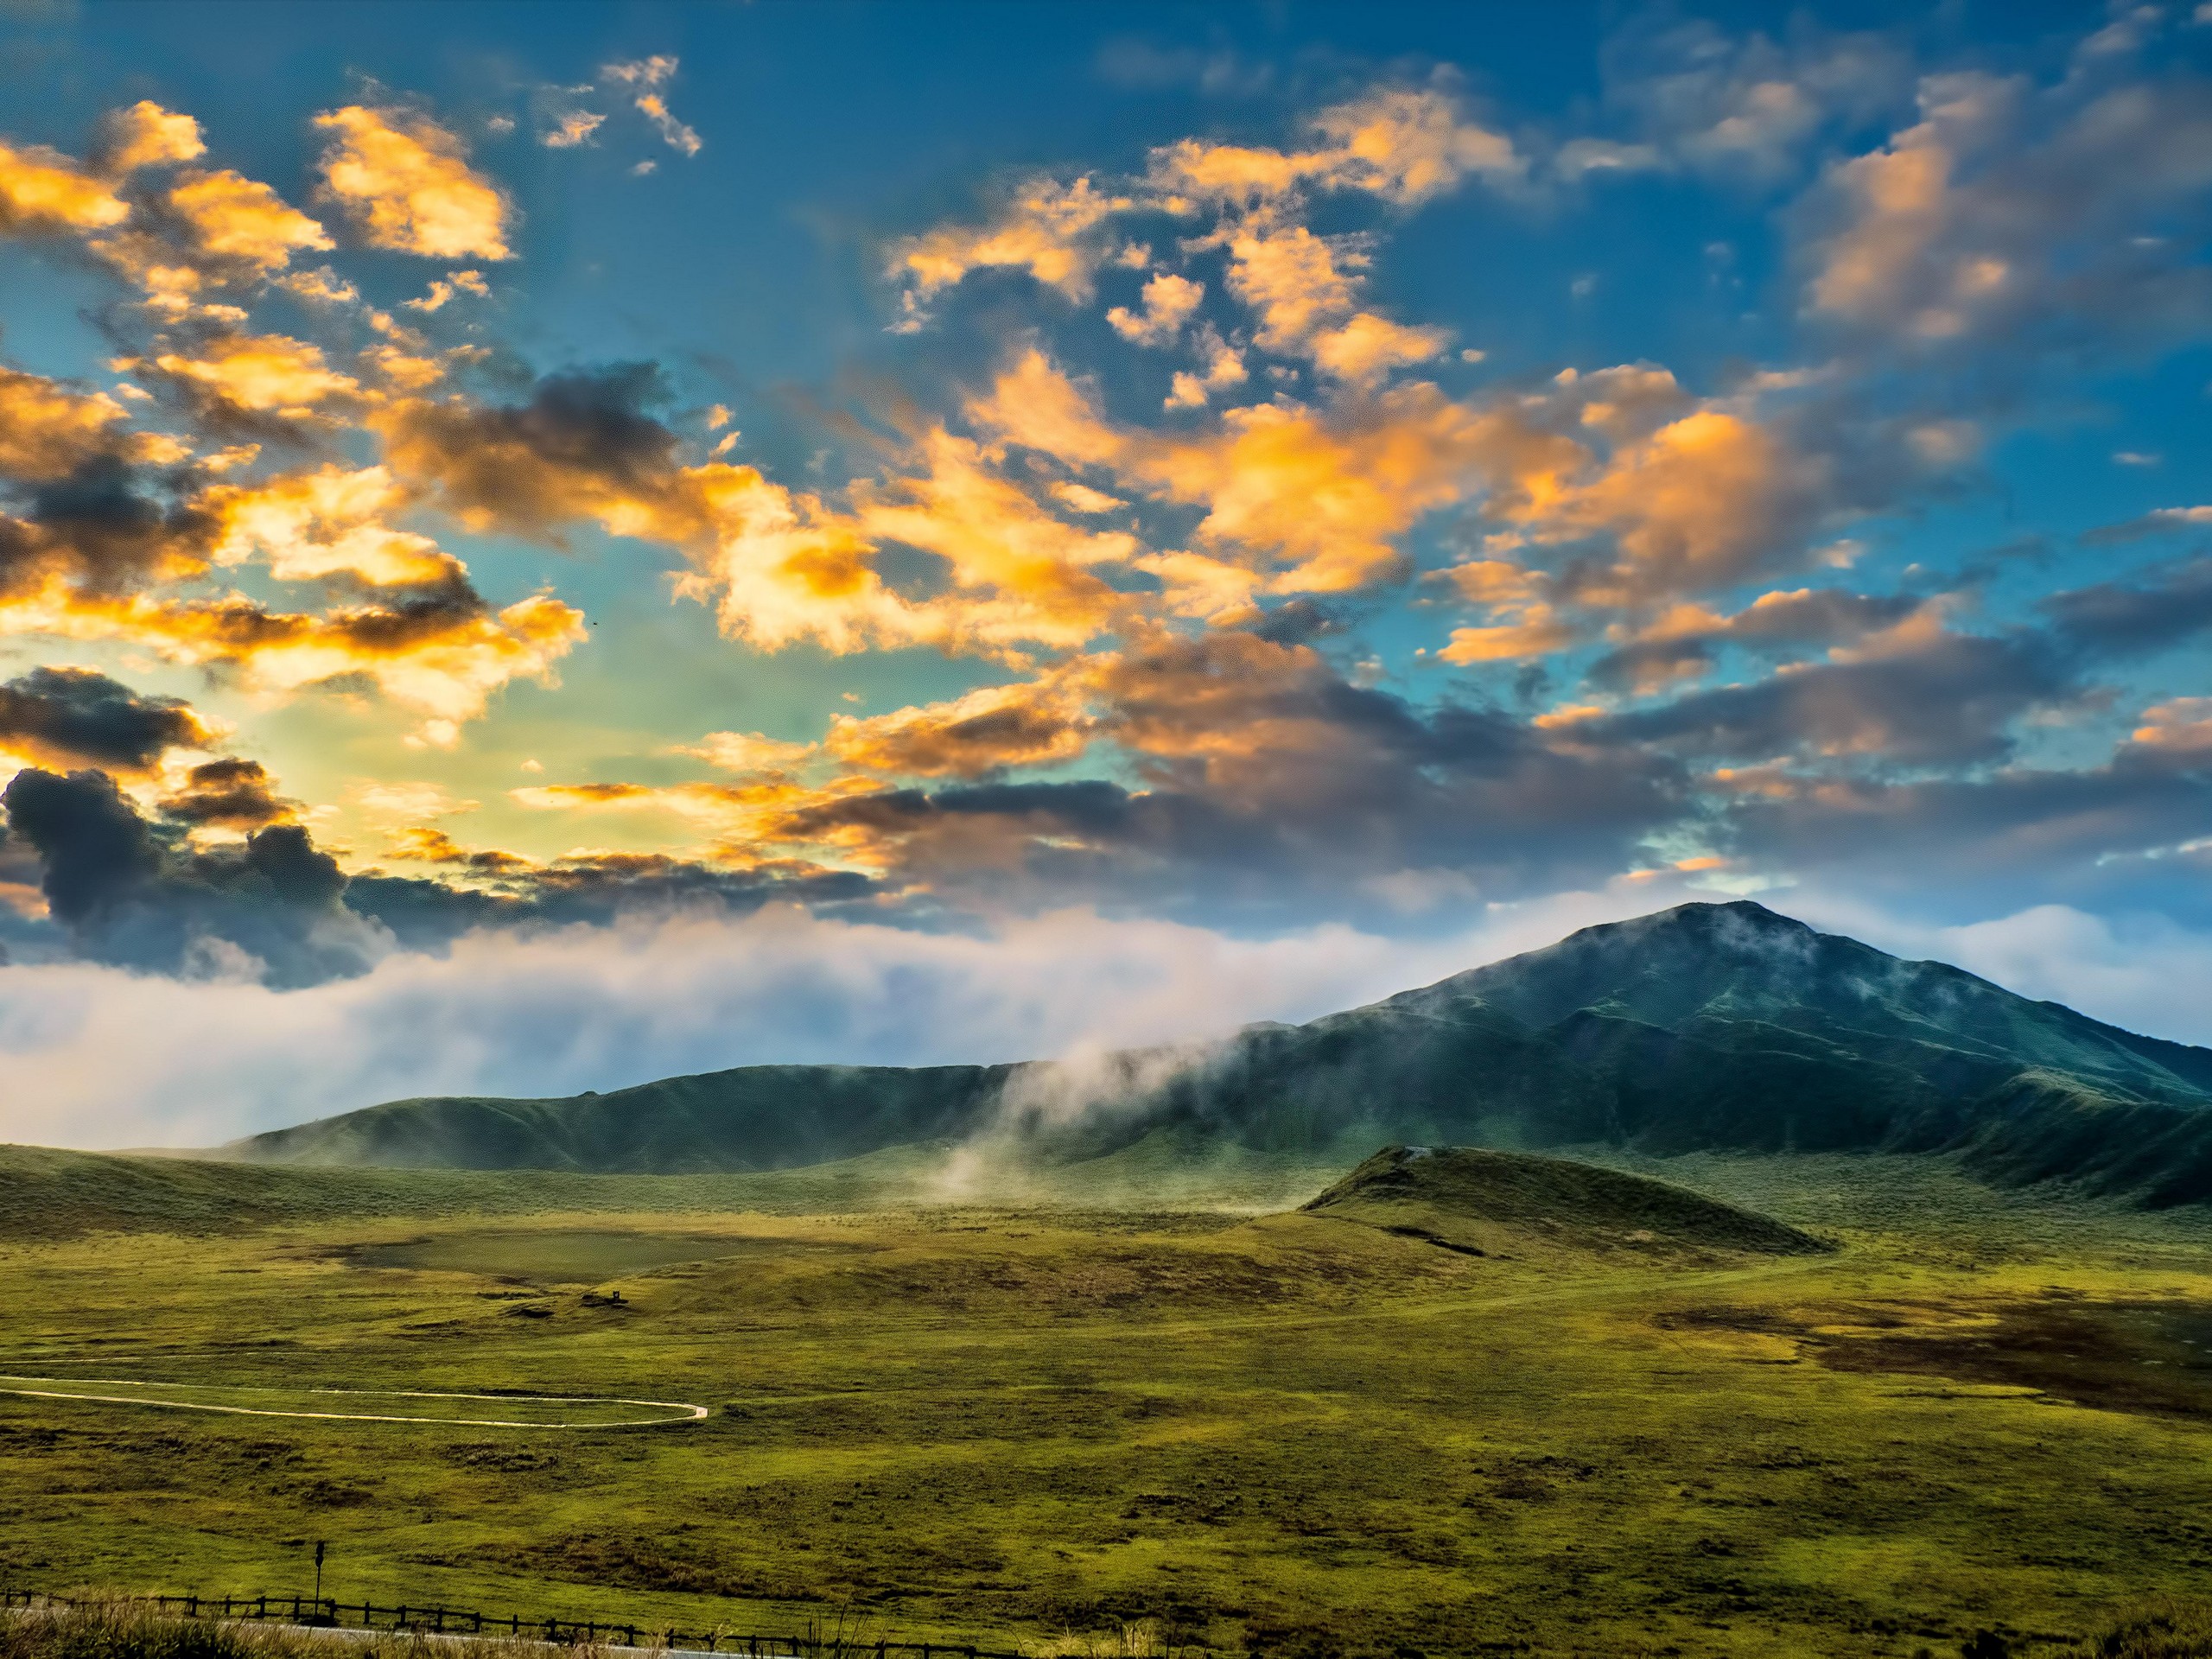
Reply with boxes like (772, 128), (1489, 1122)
(1499, 407), (1833, 602)
(1147, 86), (1521, 207)
(1215, 219), (1449, 380)
(97, 102), (207, 174)
(162, 168), (332, 273)
(0, 139), (130, 234)
(972, 352), (1511, 595)
(1436, 563), (1578, 664)
(2132, 697), (2212, 754)
(203, 464), (464, 586)
(0, 367), (146, 480)
(671, 438), (1138, 660)
(890, 175), (1132, 318)
(0, 579), (584, 747)
(1106, 271), (1205, 346)
(128, 331), (360, 420)
(382, 824), (534, 873)
(314, 105), (513, 260)
(677, 730), (819, 774)
(512, 772), (887, 855)
(823, 677), (1093, 779)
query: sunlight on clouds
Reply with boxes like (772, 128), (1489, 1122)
(824, 677), (1094, 779)
(2131, 697), (2212, 754)
(162, 168), (333, 271)
(1106, 270), (1204, 346)
(204, 464), (464, 586)
(677, 730), (820, 774)
(96, 101), (207, 174)
(1147, 86), (1522, 207)
(0, 367), (144, 479)
(0, 10), (2207, 1001)
(891, 175), (1132, 318)
(314, 105), (513, 260)
(0, 582), (585, 747)
(129, 331), (361, 417)
(0, 138), (129, 233)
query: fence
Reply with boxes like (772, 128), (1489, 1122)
(0, 1587), (1060, 1658)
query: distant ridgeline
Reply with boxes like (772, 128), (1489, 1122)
(219, 902), (2212, 1205)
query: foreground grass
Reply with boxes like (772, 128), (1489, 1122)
(2, 1150), (2210, 1656)
(0, 1605), (505, 1659)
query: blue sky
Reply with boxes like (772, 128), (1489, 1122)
(0, 1), (2209, 1141)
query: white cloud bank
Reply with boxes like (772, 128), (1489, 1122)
(2, 888), (2207, 1153)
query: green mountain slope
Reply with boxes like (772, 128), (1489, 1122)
(215, 901), (2212, 1205)
(1302, 1145), (1832, 1257)
(232, 1063), (1017, 1173)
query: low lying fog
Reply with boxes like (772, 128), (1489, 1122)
(1, 882), (2207, 1151)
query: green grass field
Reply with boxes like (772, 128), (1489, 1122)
(3, 1143), (2211, 1657)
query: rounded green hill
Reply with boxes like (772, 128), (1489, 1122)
(1302, 1145), (1834, 1257)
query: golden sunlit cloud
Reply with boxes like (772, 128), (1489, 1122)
(1106, 271), (1205, 346)
(824, 677), (1094, 779)
(314, 105), (514, 260)
(128, 331), (361, 418)
(204, 464), (464, 586)
(96, 101), (207, 174)
(0, 579), (585, 747)
(0, 138), (130, 234)
(1147, 86), (1522, 208)
(890, 175), (1133, 319)
(162, 168), (333, 272)
(677, 730), (820, 774)
(0, 366), (146, 480)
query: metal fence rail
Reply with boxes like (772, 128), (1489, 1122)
(0, 1587), (1075, 1658)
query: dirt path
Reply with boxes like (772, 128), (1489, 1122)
(0, 1376), (708, 1428)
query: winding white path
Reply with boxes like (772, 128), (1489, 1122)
(0, 1376), (708, 1429)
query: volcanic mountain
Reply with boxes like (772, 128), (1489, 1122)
(218, 901), (2212, 1205)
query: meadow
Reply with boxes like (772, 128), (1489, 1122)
(2, 1144), (2211, 1658)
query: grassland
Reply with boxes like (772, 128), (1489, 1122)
(2, 1143), (2211, 1656)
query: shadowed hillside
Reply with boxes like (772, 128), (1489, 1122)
(1302, 1145), (1833, 1258)
(213, 901), (2212, 1206)
(226, 1065), (1015, 1174)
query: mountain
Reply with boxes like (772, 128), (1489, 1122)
(1302, 1145), (1832, 1257)
(228, 1064), (1014, 1174)
(217, 900), (2212, 1205)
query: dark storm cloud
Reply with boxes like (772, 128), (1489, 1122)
(779, 639), (1682, 925)
(0, 754), (892, 983)
(0, 454), (215, 600)
(377, 362), (683, 538)
(0, 766), (376, 985)
(157, 757), (296, 829)
(2042, 557), (2212, 658)
(1721, 748), (2212, 924)
(0, 665), (211, 771)
(1586, 589), (1928, 695)
(347, 852), (879, 953)
(1586, 630), (2075, 766)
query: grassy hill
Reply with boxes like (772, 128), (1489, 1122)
(226, 1064), (1014, 1173)
(0, 1141), (972, 1240)
(210, 900), (2212, 1206)
(1302, 1144), (1834, 1258)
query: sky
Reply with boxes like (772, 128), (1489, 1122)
(1, 0), (2209, 1147)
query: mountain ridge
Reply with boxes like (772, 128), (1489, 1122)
(213, 901), (2212, 1205)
